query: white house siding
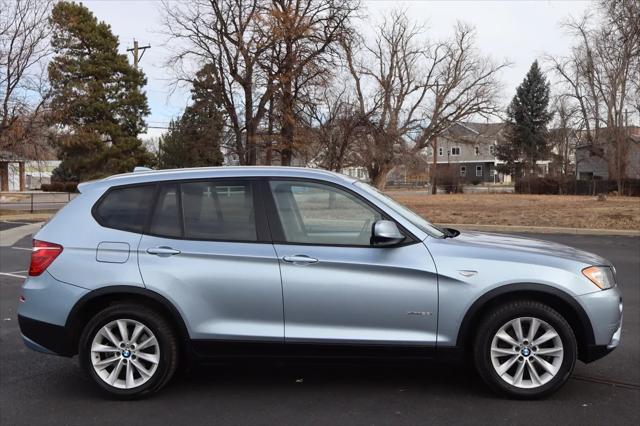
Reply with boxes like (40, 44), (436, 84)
(6, 161), (60, 191)
(576, 140), (640, 180)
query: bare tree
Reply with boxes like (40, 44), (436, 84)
(302, 84), (367, 171)
(413, 23), (508, 194)
(343, 10), (508, 189)
(548, 95), (580, 192)
(163, 0), (357, 166)
(341, 10), (430, 188)
(0, 0), (53, 153)
(549, 0), (639, 193)
(260, 0), (358, 165)
(163, 0), (278, 165)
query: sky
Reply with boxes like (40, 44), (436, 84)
(81, 0), (594, 140)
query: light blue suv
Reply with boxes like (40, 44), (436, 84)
(18, 167), (622, 399)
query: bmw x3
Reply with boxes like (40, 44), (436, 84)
(17, 167), (622, 399)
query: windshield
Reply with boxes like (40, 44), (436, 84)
(354, 181), (445, 239)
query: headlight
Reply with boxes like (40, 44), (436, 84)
(582, 266), (616, 290)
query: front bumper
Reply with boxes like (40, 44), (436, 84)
(577, 287), (623, 363)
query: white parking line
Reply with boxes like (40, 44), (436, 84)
(0, 272), (26, 279)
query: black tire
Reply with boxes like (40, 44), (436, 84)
(79, 303), (179, 399)
(473, 300), (577, 399)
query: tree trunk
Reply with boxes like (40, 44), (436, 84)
(246, 122), (257, 166)
(368, 162), (391, 190)
(280, 78), (294, 166)
(266, 96), (274, 165)
(430, 140), (438, 194)
(235, 132), (246, 165)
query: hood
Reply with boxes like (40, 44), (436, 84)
(449, 231), (611, 266)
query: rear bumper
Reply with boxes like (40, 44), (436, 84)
(18, 315), (74, 357)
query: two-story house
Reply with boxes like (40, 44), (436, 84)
(422, 122), (507, 183)
(575, 126), (640, 180)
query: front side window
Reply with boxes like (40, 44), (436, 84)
(460, 166), (467, 177)
(475, 146), (480, 156)
(95, 185), (155, 233)
(354, 181), (445, 238)
(476, 165), (483, 176)
(451, 147), (461, 156)
(269, 180), (382, 246)
(438, 147), (443, 156)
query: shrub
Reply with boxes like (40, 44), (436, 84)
(41, 182), (79, 193)
(515, 177), (640, 196)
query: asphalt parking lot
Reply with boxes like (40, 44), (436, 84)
(0, 230), (638, 426)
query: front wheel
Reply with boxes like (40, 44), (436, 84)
(79, 304), (179, 399)
(474, 300), (577, 399)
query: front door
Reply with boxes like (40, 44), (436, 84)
(266, 179), (438, 346)
(138, 179), (284, 342)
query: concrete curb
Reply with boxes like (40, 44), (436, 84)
(0, 222), (43, 247)
(437, 223), (640, 237)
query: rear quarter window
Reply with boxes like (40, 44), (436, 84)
(94, 185), (155, 233)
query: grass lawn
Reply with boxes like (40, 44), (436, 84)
(386, 191), (640, 231)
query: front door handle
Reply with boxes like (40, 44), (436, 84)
(147, 246), (181, 256)
(282, 255), (318, 265)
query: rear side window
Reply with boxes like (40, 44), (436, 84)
(181, 181), (256, 241)
(149, 184), (181, 238)
(94, 185), (155, 233)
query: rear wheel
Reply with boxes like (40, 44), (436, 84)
(79, 304), (178, 399)
(474, 300), (577, 399)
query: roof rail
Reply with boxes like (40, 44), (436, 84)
(133, 166), (153, 173)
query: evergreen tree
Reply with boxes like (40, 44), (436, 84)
(496, 61), (553, 182)
(158, 65), (224, 168)
(48, 1), (152, 181)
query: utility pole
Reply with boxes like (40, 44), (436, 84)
(126, 40), (151, 69)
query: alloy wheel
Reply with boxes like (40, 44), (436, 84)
(90, 319), (160, 389)
(490, 316), (564, 389)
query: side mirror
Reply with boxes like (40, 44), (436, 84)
(371, 220), (405, 246)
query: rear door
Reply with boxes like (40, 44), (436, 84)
(137, 179), (284, 342)
(265, 179), (438, 346)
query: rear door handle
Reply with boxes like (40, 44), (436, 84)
(282, 255), (318, 265)
(147, 246), (181, 256)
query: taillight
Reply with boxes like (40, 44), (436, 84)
(29, 240), (63, 276)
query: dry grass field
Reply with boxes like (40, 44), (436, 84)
(386, 191), (640, 231)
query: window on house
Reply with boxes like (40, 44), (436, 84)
(460, 166), (466, 177)
(476, 165), (483, 177)
(489, 145), (496, 156)
(475, 146), (480, 156)
(451, 147), (461, 156)
(438, 147), (444, 156)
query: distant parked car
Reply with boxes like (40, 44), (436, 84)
(18, 167), (622, 399)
